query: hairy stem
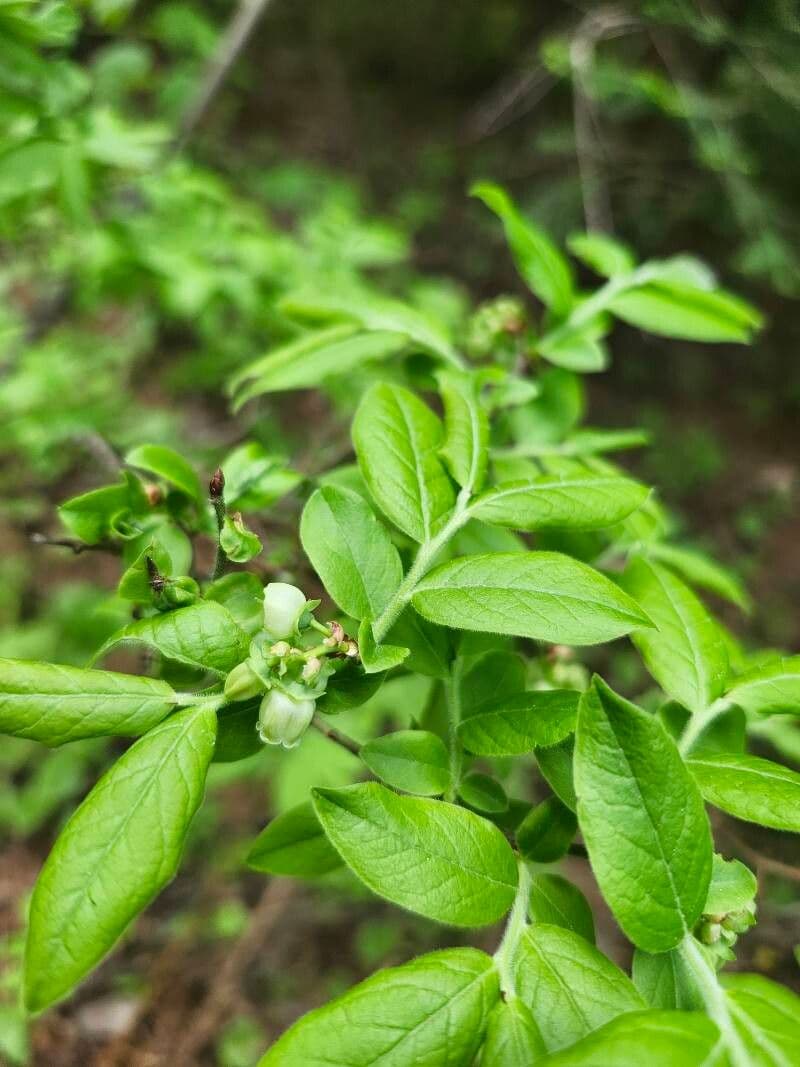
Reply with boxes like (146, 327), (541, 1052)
(678, 935), (750, 1067)
(444, 656), (465, 802)
(678, 698), (729, 757)
(494, 859), (533, 997)
(372, 496), (472, 644)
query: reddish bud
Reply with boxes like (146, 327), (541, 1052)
(209, 467), (225, 499)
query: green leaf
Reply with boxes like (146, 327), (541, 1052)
(231, 325), (409, 403)
(259, 947), (498, 1067)
(646, 542), (751, 613)
(357, 617), (409, 675)
(461, 650), (527, 715)
(471, 182), (574, 317)
(722, 973), (800, 1067)
(312, 782), (518, 926)
(459, 690), (580, 756)
(502, 427), (649, 459)
(0, 659), (177, 745)
(386, 610), (451, 679)
(360, 730), (451, 796)
(247, 801), (343, 878)
(608, 280), (762, 342)
(353, 383), (456, 543)
(205, 572), (264, 634)
(412, 552), (652, 645)
(301, 486), (403, 620)
(536, 736), (577, 811)
(279, 287), (460, 366)
(724, 656), (800, 717)
(574, 679), (712, 952)
(458, 771), (508, 813)
(220, 513), (262, 563)
(537, 322), (610, 373)
(117, 538), (174, 602)
(632, 950), (702, 1011)
(705, 854), (757, 916)
(529, 873), (595, 944)
(213, 701), (263, 763)
(316, 665), (384, 715)
(514, 924), (644, 1051)
(516, 797), (577, 863)
(688, 752), (800, 832)
(481, 999), (546, 1066)
(219, 441), (302, 510)
(125, 443), (203, 505)
(567, 232), (636, 277)
(619, 556), (728, 713)
(24, 704), (216, 1012)
(470, 475), (648, 531)
(58, 474), (141, 544)
(96, 601), (250, 676)
(229, 324), (356, 393)
(538, 1010), (720, 1066)
(436, 369), (489, 493)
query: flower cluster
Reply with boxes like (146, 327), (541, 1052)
(223, 582), (358, 749)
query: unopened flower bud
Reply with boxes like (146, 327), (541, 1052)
(269, 640), (291, 657)
(257, 689), (315, 749)
(302, 656), (322, 681)
(224, 661), (263, 702)
(700, 921), (722, 945)
(209, 467), (225, 500)
(344, 640), (359, 658)
(163, 575), (200, 607)
(144, 483), (162, 507)
(330, 621), (345, 643)
(263, 582), (307, 640)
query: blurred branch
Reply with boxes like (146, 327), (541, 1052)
(166, 0), (276, 160)
(30, 533), (120, 555)
(463, 60), (556, 143)
(569, 6), (638, 233)
(170, 879), (294, 1066)
(312, 713), (361, 756)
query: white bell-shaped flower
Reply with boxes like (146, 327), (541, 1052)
(257, 689), (315, 749)
(262, 582), (306, 640)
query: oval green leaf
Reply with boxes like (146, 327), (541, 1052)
(514, 924), (644, 1051)
(24, 704), (217, 1012)
(688, 752), (800, 832)
(312, 782), (518, 926)
(301, 485), (403, 620)
(412, 553), (652, 646)
(0, 659), (176, 745)
(574, 679), (712, 952)
(259, 947), (499, 1067)
(360, 730), (451, 796)
(459, 690), (580, 756)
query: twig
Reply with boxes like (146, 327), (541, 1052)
(165, 0), (276, 160)
(73, 431), (123, 475)
(29, 533), (120, 555)
(312, 714), (361, 757)
(209, 467), (228, 581)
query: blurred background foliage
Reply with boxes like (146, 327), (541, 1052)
(1, 1), (799, 1063)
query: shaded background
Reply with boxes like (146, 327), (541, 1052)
(1, 1), (799, 1063)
